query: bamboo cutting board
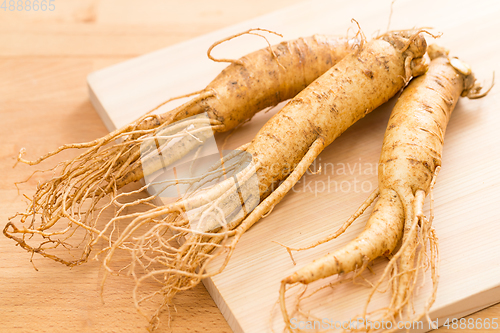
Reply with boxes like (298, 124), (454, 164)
(88, 0), (500, 332)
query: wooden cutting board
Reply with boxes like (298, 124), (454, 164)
(87, 0), (500, 332)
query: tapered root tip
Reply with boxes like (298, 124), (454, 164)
(13, 148), (27, 168)
(279, 280), (293, 332)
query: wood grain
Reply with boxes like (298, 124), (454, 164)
(1, 0), (499, 332)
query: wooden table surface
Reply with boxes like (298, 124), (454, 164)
(1, 1), (499, 332)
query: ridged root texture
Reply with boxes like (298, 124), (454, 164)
(279, 169), (440, 333)
(96, 146), (258, 330)
(95, 137), (326, 330)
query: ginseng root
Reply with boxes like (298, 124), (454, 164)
(4, 30), (359, 266)
(279, 43), (492, 332)
(96, 28), (429, 329)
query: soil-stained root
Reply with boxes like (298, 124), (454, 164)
(94, 29), (430, 330)
(4, 30), (360, 266)
(280, 44), (493, 332)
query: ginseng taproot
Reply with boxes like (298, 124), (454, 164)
(92, 29), (429, 329)
(4, 30), (359, 266)
(279, 43), (492, 332)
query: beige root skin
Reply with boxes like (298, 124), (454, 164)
(275, 188), (380, 266)
(5, 33), (359, 266)
(279, 188), (405, 330)
(94, 30), (428, 330)
(280, 45), (490, 332)
(130, 137), (326, 330)
(283, 189), (404, 286)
